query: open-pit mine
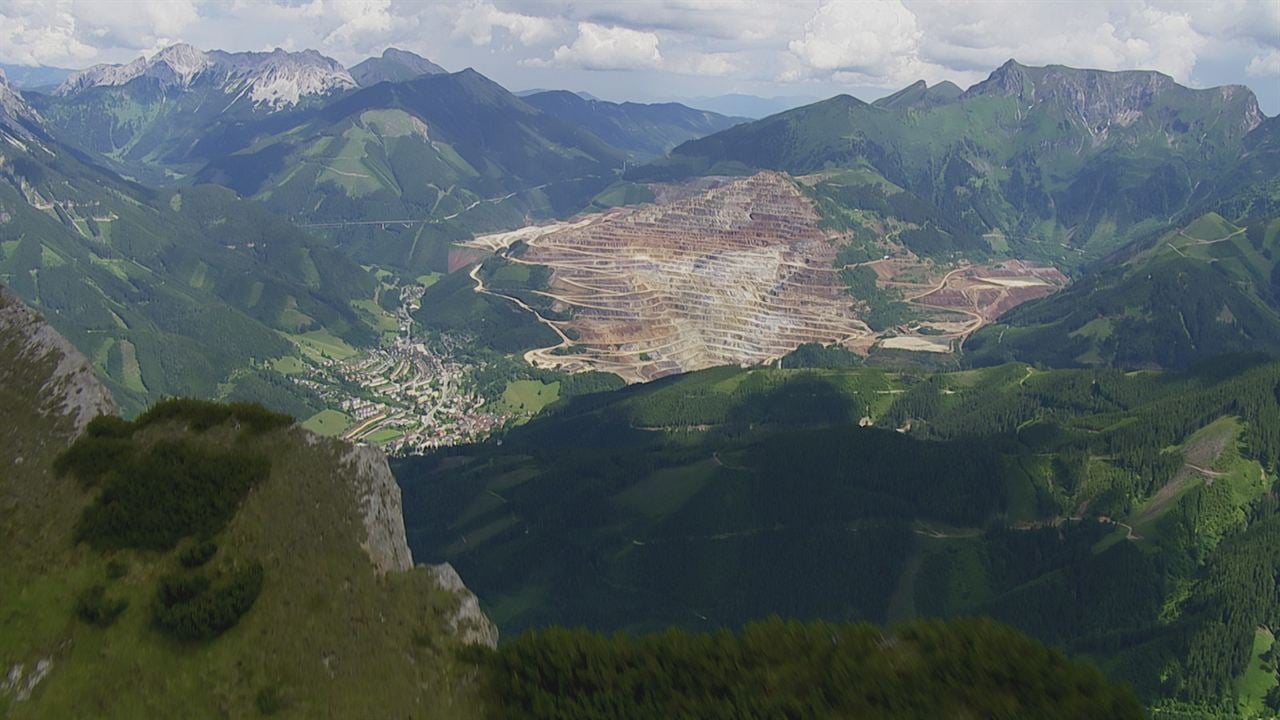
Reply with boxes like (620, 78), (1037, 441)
(465, 172), (1066, 381)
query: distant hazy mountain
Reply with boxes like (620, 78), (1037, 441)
(0, 63), (72, 89)
(515, 88), (600, 101)
(349, 47), (445, 87)
(55, 43), (355, 107)
(643, 60), (1267, 264)
(676, 93), (822, 119)
(522, 90), (746, 160)
(872, 79), (963, 110)
(29, 44), (358, 184)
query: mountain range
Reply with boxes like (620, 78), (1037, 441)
(0, 43), (1277, 717)
(642, 61), (1266, 264)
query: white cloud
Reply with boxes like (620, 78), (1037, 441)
(786, 0), (959, 87)
(1247, 48), (1280, 77)
(907, 2), (1208, 83)
(546, 0), (796, 43)
(789, 0), (921, 74)
(71, 0), (199, 51)
(453, 1), (557, 47)
(322, 0), (396, 48)
(0, 1), (96, 66)
(533, 22), (663, 71)
(671, 51), (738, 77)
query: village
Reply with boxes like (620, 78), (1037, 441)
(293, 285), (513, 456)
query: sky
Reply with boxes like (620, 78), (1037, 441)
(1, 0), (1277, 113)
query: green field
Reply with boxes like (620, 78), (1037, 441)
(352, 298), (398, 332)
(302, 409), (352, 437)
(271, 355), (307, 375)
(1237, 627), (1277, 718)
(117, 338), (145, 394)
(291, 329), (359, 361)
(499, 379), (560, 415)
(366, 428), (403, 444)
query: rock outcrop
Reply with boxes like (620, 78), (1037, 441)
(427, 563), (501, 649)
(0, 286), (115, 436)
(341, 441), (499, 648)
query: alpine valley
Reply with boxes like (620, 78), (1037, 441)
(1, 35), (1277, 720)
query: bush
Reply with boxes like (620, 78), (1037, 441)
(180, 540), (218, 568)
(75, 585), (128, 627)
(133, 399), (293, 436)
(74, 439), (270, 551)
(255, 685), (286, 715)
(153, 562), (264, 641)
(106, 558), (129, 579)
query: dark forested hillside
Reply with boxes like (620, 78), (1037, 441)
(968, 213), (1280, 369)
(0, 86), (377, 414)
(482, 618), (1145, 720)
(397, 359), (1280, 715)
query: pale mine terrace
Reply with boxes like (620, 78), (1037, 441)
(475, 172), (874, 383)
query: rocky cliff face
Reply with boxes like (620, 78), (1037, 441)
(340, 441), (498, 647)
(965, 59), (1264, 137)
(0, 286), (115, 436)
(0, 70), (43, 143)
(55, 43), (356, 109)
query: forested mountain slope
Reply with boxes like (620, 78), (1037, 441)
(968, 113), (1279, 370)
(638, 61), (1266, 265)
(0, 79), (378, 414)
(194, 68), (626, 276)
(397, 358), (1280, 715)
(968, 213), (1280, 368)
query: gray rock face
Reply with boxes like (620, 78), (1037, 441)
(0, 286), (115, 436)
(342, 443), (415, 574)
(338, 439), (498, 647)
(964, 59), (1264, 137)
(0, 70), (43, 142)
(55, 44), (356, 109)
(426, 563), (500, 649)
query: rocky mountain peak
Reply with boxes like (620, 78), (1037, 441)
(350, 47), (446, 87)
(380, 48), (444, 73)
(963, 60), (1263, 136)
(55, 43), (355, 109)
